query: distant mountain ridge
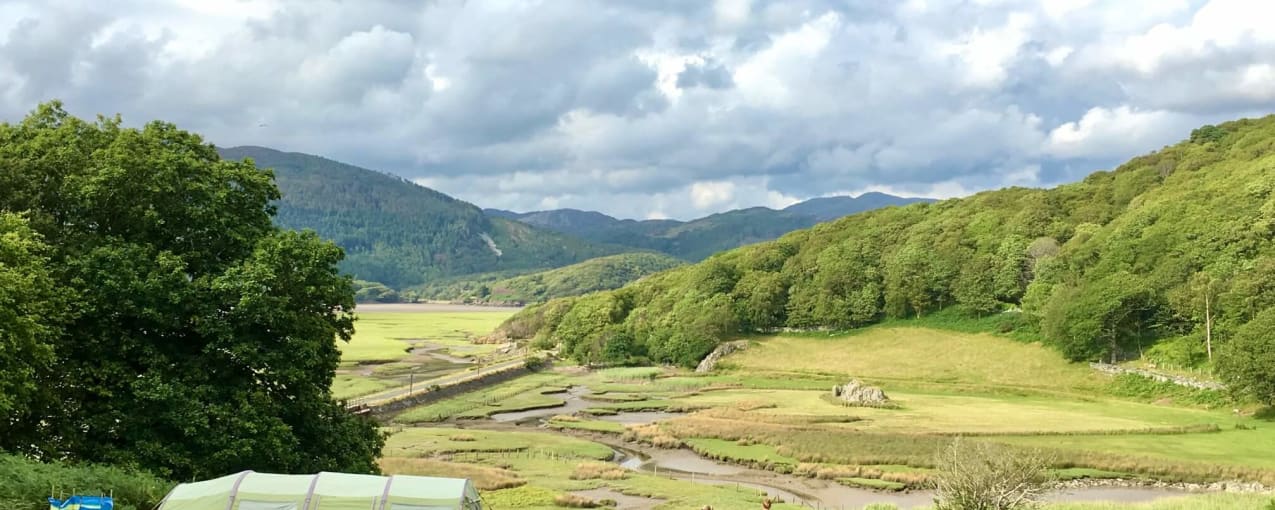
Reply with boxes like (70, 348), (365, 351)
(782, 192), (932, 221)
(486, 193), (933, 260)
(217, 146), (623, 288)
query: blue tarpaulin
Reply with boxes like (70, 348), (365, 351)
(48, 495), (113, 510)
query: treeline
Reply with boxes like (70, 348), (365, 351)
(0, 104), (383, 480)
(412, 252), (685, 303)
(498, 117), (1275, 404)
(219, 146), (622, 288)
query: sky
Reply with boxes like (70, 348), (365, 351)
(1, 0), (1273, 220)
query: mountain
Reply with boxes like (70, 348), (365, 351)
(782, 192), (935, 221)
(496, 116), (1275, 375)
(217, 146), (623, 288)
(489, 193), (929, 261)
(414, 252), (686, 304)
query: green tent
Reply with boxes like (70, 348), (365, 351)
(157, 471), (482, 510)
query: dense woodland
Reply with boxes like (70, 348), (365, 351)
(0, 104), (383, 480)
(413, 252), (686, 303)
(219, 146), (623, 289)
(498, 117), (1275, 405)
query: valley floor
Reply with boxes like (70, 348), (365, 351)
(368, 324), (1275, 509)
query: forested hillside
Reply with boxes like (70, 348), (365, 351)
(414, 252), (686, 303)
(498, 116), (1275, 404)
(218, 146), (622, 288)
(489, 193), (929, 261)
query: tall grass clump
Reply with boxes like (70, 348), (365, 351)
(554, 493), (610, 508)
(570, 461), (629, 480)
(0, 455), (173, 510)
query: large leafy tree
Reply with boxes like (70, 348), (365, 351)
(0, 103), (382, 479)
(0, 214), (65, 424)
(1217, 307), (1275, 406)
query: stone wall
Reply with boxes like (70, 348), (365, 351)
(361, 363), (542, 420)
(695, 340), (749, 373)
(1089, 362), (1226, 391)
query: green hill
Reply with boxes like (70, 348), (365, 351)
(497, 116), (1275, 396)
(415, 252), (685, 303)
(487, 194), (930, 261)
(217, 146), (624, 288)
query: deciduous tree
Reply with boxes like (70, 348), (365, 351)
(0, 102), (382, 479)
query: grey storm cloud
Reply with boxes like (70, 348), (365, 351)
(1, 0), (1274, 220)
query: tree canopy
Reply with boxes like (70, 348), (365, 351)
(0, 103), (382, 479)
(498, 116), (1275, 378)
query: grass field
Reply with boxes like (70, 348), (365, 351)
(341, 309), (515, 363)
(331, 374), (398, 400)
(383, 325), (1275, 508)
(331, 307), (516, 400)
(727, 327), (1109, 393)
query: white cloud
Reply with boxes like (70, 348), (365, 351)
(1, 0), (1272, 220)
(733, 11), (840, 108)
(714, 0), (752, 27)
(1044, 46), (1073, 67)
(1081, 0), (1275, 75)
(690, 181), (737, 210)
(1040, 0), (1094, 20)
(1045, 106), (1191, 159)
(939, 12), (1034, 88)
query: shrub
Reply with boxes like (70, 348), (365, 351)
(933, 439), (1054, 510)
(0, 455), (172, 510)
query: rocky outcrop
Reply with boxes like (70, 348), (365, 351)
(1089, 363), (1226, 391)
(833, 379), (890, 406)
(695, 341), (749, 373)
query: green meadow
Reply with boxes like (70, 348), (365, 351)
(380, 325), (1275, 509)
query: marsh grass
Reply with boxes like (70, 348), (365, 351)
(395, 373), (566, 422)
(570, 461), (629, 480)
(383, 427), (613, 460)
(548, 417), (627, 434)
(378, 457), (524, 490)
